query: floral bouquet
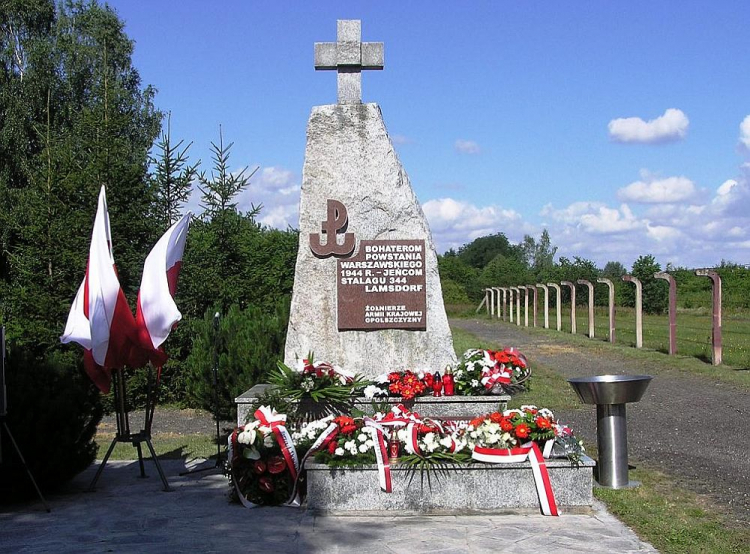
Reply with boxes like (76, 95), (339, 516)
(364, 370), (433, 400)
(228, 406), (299, 506)
(269, 353), (364, 403)
(304, 415), (379, 467)
(466, 405), (584, 463)
(453, 348), (531, 395)
(386, 408), (470, 466)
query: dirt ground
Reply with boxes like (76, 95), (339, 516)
(451, 317), (750, 528)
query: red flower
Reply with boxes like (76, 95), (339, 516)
(251, 460), (267, 474)
(515, 424), (531, 439)
(500, 418), (514, 432)
(489, 412), (504, 424)
(334, 416), (358, 435)
(388, 372), (401, 382)
(327, 439), (338, 454)
(267, 456), (287, 474)
(535, 417), (552, 430)
(259, 476), (274, 493)
(469, 416), (486, 428)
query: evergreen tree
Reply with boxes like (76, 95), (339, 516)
(1, 0), (160, 352)
(150, 112), (198, 227)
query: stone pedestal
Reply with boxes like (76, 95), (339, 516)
(235, 384), (509, 426)
(305, 457), (596, 514)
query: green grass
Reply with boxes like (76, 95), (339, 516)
(94, 433), (221, 462)
(594, 461), (750, 554)
(455, 324), (750, 554)
(528, 304), (750, 369)
(452, 327), (581, 411)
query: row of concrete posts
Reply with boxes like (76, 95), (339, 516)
(476, 270), (723, 365)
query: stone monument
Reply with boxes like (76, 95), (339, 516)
(284, 20), (456, 377)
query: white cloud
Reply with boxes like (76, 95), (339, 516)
(422, 197), (531, 252)
(183, 164), (301, 229)
(739, 116), (750, 150)
(617, 175), (697, 203)
(391, 134), (412, 145)
(454, 139), (481, 154)
(608, 108), (689, 144)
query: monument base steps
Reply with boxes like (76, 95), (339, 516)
(305, 456), (596, 514)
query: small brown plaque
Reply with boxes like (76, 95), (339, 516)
(337, 239), (427, 330)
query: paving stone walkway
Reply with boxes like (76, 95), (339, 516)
(0, 460), (658, 553)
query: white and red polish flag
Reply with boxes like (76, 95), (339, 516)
(134, 213), (191, 370)
(61, 186), (141, 393)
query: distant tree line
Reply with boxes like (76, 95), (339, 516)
(439, 231), (750, 315)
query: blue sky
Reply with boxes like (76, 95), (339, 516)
(107, 1), (750, 269)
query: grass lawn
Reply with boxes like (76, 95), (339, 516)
(94, 432), (221, 462)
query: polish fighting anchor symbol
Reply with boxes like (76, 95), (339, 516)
(309, 199), (356, 258)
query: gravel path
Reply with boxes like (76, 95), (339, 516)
(451, 317), (750, 527)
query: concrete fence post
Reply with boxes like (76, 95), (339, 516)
(547, 283), (562, 331)
(695, 269), (722, 365)
(515, 286), (521, 326)
(561, 281), (577, 334)
(654, 272), (677, 355)
(527, 285), (538, 327)
(622, 275), (643, 348)
(577, 279), (595, 338)
(597, 278), (616, 343)
(537, 284), (549, 329)
(499, 287), (508, 321)
(522, 286), (530, 327)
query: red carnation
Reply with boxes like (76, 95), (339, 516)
(259, 476), (274, 493)
(251, 460), (267, 474)
(327, 439), (338, 454)
(267, 456), (287, 474)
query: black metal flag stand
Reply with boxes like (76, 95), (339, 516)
(87, 366), (171, 491)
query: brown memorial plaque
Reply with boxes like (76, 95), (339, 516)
(337, 239), (427, 330)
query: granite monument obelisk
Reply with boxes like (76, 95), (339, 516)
(285, 20), (456, 377)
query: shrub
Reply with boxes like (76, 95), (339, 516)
(0, 348), (102, 500)
(184, 298), (289, 420)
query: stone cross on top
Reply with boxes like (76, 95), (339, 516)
(314, 20), (384, 105)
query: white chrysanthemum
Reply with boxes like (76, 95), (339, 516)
(335, 447), (345, 456)
(357, 433), (368, 443)
(397, 429), (408, 441)
(358, 443), (369, 453)
(363, 384), (387, 399)
(470, 379), (480, 388)
(439, 436), (453, 449)
(344, 440), (355, 450)
(376, 373), (390, 384)
(365, 440), (374, 448)
(263, 435), (275, 448)
(455, 369), (464, 378)
(538, 408), (554, 419)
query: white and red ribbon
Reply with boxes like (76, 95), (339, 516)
(472, 442), (558, 516)
(254, 406), (299, 482)
(364, 419), (392, 493)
